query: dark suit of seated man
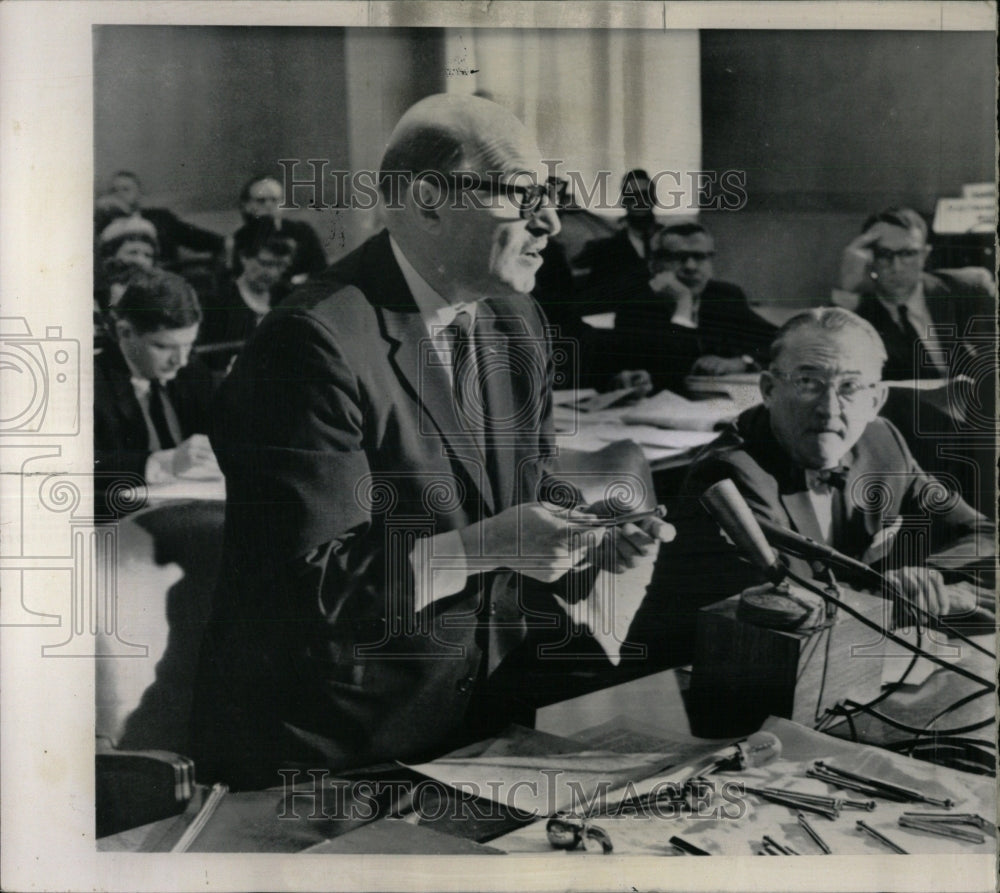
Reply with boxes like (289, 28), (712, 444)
(585, 222), (776, 396)
(834, 206), (997, 520)
(191, 94), (674, 790)
(676, 307), (993, 623)
(94, 269), (218, 514)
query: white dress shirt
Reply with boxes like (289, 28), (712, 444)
(390, 237), (479, 614)
(803, 469), (835, 544)
(126, 370), (184, 484)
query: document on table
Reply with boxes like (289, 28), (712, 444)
(622, 389), (738, 431)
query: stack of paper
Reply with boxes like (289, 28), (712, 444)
(623, 389), (738, 431)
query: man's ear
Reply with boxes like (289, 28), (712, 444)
(759, 370), (775, 406)
(870, 381), (889, 416)
(410, 177), (444, 232)
(114, 319), (134, 343)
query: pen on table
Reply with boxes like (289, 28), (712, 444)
(813, 761), (954, 808)
(796, 811), (832, 854)
(856, 820), (908, 854)
(669, 835), (710, 855)
(761, 835), (794, 855)
(170, 782), (228, 853)
(897, 817), (985, 844)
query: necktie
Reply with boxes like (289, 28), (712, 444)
(450, 310), (488, 457)
(815, 466), (848, 490)
(148, 380), (177, 450)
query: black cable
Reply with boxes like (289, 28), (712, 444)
(784, 568), (996, 690)
(840, 698), (994, 738)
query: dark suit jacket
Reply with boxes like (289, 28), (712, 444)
(94, 207), (225, 266)
(192, 230), (558, 788)
(232, 216), (327, 282)
(573, 228), (652, 317)
(93, 344), (215, 509)
(608, 280), (776, 393)
(856, 268), (996, 381)
(682, 404), (993, 585)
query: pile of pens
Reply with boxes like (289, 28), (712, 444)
(743, 760), (986, 856)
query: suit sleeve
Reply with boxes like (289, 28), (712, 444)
(211, 312), (422, 634)
(882, 420), (995, 573)
(157, 209), (226, 255)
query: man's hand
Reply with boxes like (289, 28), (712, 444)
(605, 369), (654, 396)
(459, 502), (599, 583)
(598, 515), (676, 574)
(838, 228), (885, 293)
(691, 355), (749, 376)
(885, 566), (966, 622)
(171, 433), (219, 478)
(648, 269), (690, 301)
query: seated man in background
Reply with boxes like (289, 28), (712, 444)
(608, 222), (776, 393)
(572, 169), (662, 318)
(95, 170), (226, 269)
(232, 174), (327, 286)
(199, 218), (295, 371)
(584, 222), (774, 395)
(836, 206), (995, 382)
(678, 308), (992, 621)
(836, 206), (997, 519)
(94, 269), (219, 513)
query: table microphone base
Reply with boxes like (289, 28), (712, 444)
(688, 587), (886, 738)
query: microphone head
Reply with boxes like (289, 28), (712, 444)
(736, 731), (782, 770)
(700, 480), (784, 583)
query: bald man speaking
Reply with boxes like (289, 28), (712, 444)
(192, 94), (672, 788)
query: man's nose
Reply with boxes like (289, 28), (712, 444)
(527, 203), (560, 237)
(815, 382), (843, 416)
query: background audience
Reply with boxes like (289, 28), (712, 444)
(94, 269), (219, 514)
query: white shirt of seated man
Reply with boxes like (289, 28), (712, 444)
(115, 318), (220, 483)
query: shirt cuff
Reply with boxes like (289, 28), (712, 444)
(670, 313), (698, 329)
(144, 449), (176, 485)
(410, 530), (469, 615)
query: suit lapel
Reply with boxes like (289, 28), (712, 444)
(373, 246), (496, 516)
(778, 488), (826, 544)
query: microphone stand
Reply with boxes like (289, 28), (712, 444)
(778, 563), (994, 691)
(768, 528), (993, 660)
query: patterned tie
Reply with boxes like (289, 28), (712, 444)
(147, 380), (177, 450)
(815, 466), (848, 490)
(450, 310), (488, 460)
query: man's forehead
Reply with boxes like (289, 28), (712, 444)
(781, 329), (880, 373)
(662, 231), (713, 249)
(869, 221), (925, 247)
(251, 180), (282, 197)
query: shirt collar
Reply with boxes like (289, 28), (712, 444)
(878, 279), (928, 324)
(389, 235), (476, 333)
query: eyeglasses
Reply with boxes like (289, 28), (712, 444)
(771, 370), (880, 402)
(872, 247), (923, 263)
(651, 250), (715, 264)
(442, 173), (569, 219)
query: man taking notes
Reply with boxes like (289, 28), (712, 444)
(192, 94), (673, 789)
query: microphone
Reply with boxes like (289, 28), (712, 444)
(700, 480), (785, 583)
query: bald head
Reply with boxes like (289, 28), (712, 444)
(379, 94), (545, 203)
(376, 93), (559, 305)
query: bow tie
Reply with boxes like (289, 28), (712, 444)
(813, 466), (848, 490)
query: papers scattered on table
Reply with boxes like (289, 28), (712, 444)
(623, 389), (738, 431)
